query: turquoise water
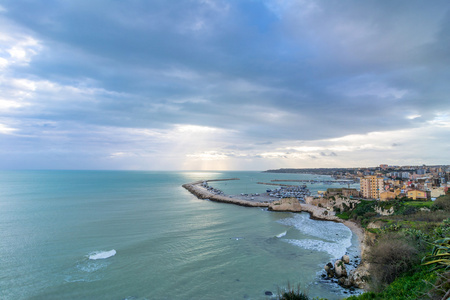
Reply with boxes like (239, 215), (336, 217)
(0, 171), (360, 300)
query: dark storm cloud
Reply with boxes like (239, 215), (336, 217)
(1, 0), (449, 169)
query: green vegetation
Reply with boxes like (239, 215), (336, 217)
(277, 283), (310, 300)
(336, 211), (351, 220)
(422, 237), (450, 271)
(338, 191), (450, 300)
(344, 266), (437, 300)
(403, 201), (433, 208)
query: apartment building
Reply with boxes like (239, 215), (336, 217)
(360, 175), (384, 199)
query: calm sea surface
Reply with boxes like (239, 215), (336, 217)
(0, 171), (360, 300)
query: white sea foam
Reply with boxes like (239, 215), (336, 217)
(284, 239), (347, 258)
(276, 231), (287, 238)
(89, 249), (116, 260)
(278, 213), (352, 258)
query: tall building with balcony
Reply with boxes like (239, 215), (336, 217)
(360, 175), (384, 199)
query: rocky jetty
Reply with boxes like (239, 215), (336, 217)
(182, 180), (269, 207)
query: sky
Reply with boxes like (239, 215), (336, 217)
(0, 0), (449, 170)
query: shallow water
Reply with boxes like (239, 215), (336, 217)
(0, 171), (360, 299)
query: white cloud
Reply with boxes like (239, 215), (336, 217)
(0, 123), (16, 134)
(0, 34), (41, 67)
(406, 114), (421, 120)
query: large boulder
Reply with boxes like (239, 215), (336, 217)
(349, 265), (369, 289)
(334, 260), (348, 278)
(342, 255), (350, 264)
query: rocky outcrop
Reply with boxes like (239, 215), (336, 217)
(268, 198), (302, 212)
(349, 264), (370, 289)
(306, 196), (360, 212)
(324, 254), (369, 289)
(375, 206), (394, 216)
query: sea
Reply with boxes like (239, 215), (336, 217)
(0, 171), (361, 300)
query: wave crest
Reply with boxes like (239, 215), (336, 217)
(89, 249), (116, 260)
(276, 231), (287, 238)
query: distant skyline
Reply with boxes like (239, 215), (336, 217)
(1, 0), (449, 170)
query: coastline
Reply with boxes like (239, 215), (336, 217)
(182, 179), (369, 290)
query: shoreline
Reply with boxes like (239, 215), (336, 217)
(182, 179), (369, 290)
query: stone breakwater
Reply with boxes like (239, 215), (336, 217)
(182, 180), (270, 207)
(182, 179), (369, 290)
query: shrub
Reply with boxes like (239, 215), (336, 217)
(351, 201), (375, 218)
(344, 266), (437, 300)
(432, 195), (450, 212)
(277, 283), (309, 300)
(364, 212), (377, 218)
(368, 234), (419, 291)
(402, 206), (418, 215)
(422, 237), (450, 271)
(425, 271), (450, 300)
(337, 211), (350, 220)
(432, 218), (450, 239)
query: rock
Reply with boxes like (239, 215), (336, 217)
(349, 266), (369, 289)
(324, 262), (333, 272)
(265, 291), (273, 296)
(268, 198), (302, 212)
(338, 277), (353, 288)
(334, 260), (347, 278)
(342, 255), (350, 264)
(327, 269), (335, 278)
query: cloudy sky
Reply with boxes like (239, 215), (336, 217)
(0, 0), (449, 170)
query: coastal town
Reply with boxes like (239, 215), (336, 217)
(267, 164), (449, 201)
(182, 164), (450, 298)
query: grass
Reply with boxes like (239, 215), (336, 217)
(403, 201), (433, 208)
(337, 211), (351, 220)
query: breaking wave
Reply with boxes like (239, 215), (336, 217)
(277, 213), (352, 258)
(276, 231), (287, 238)
(89, 249), (116, 260)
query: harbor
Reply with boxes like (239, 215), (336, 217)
(198, 179), (311, 203)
